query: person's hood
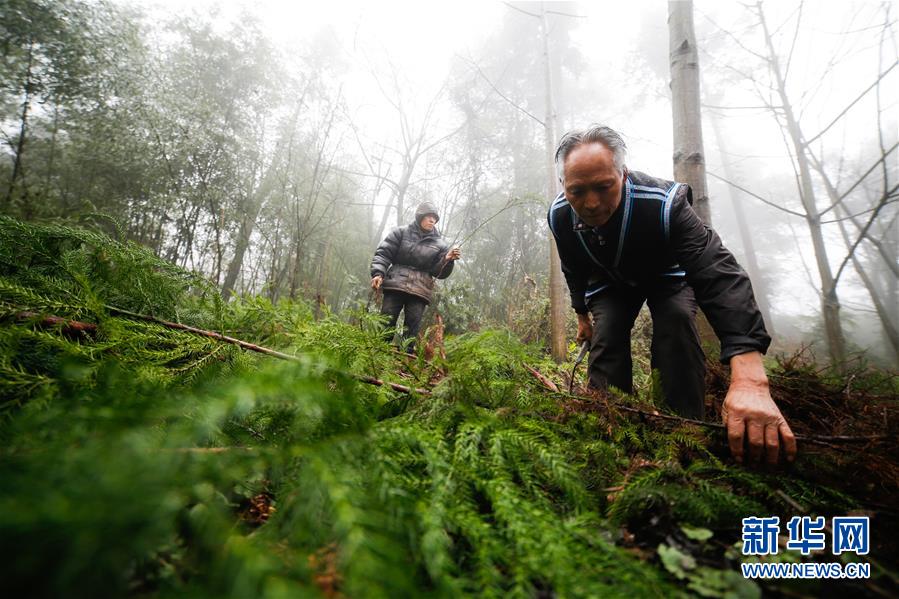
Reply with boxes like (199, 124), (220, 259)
(415, 202), (440, 224)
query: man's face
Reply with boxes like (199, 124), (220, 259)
(420, 214), (437, 231)
(562, 142), (624, 227)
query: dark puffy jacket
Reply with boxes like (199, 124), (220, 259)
(548, 170), (770, 363)
(370, 223), (454, 303)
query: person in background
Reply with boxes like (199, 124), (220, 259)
(370, 202), (461, 353)
(547, 124), (796, 465)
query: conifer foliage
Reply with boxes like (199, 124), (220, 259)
(0, 217), (895, 598)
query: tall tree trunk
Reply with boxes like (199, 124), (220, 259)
(287, 102), (339, 300)
(7, 40), (35, 205)
(668, 0), (710, 224)
(220, 92), (313, 301)
(813, 165), (898, 363)
(710, 118), (775, 335)
(669, 0), (716, 345)
(542, 3), (567, 362)
(372, 194), (396, 247)
(835, 210), (899, 362)
(314, 236), (331, 320)
(757, 2), (847, 366)
(45, 105), (60, 193)
(394, 167), (411, 228)
(221, 187), (266, 299)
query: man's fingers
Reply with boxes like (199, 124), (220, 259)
(726, 414), (745, 463)
(746, 421), (765, 463)
(779, 420), (797, 462)
(764, 423), (780, 465)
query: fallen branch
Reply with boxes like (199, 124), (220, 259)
(356, 374), (430, 395)
(15, 311), (97, 337)
(523, 364), (559, 392)
(556, 391), (892, 446)
(107, 305), (302, 362)
(107, 306), (433, 393)
(169, 447), (256, 453)
(18, 306), (429, 396)
(108, 307), (432, 394)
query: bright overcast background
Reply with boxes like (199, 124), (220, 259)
(133, 0), (897, 361)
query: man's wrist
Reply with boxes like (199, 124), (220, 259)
(729, 351), (769, 388)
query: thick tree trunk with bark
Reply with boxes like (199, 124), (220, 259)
(668, 0), (710, 224)
(669, 0), (716, 345)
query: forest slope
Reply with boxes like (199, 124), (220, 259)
(0, 217), (896, 598)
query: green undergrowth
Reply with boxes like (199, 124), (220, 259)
(0, 217), (895, 598)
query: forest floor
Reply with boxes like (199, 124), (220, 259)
(1, 216), (896, 598)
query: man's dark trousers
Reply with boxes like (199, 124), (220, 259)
(587, 281), (706, 419)
(380, 290), (428, 353)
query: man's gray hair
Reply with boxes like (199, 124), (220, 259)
(554, 124), (627, 180)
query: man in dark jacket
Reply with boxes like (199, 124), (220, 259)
(548, 124), (796, 465)
(371, 202), (460, 352)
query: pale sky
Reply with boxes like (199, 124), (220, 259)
(135, 0), (897, 355)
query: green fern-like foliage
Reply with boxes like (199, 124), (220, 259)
(0, 217), (892, 598)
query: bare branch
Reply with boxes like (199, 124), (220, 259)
(545, 9), (587, 19)
(876, 5), (892, 201)
(807, 150), (899, 279)
(817, 141), (898, 217)
(786, 218), (822, 297)
(820, 191), (899, 224)
(455, 53), (545, 126)
(503, 1), (541, 19)
(782, 0), (804, 81)
(706, 172), (807, 218)
(832, 184), (898, 285)
(701, 103), (776, 110)
(699, 9), (768, 61)
(803, 61), (898, 146)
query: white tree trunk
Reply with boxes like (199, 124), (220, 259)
(669, 0), (710, 224)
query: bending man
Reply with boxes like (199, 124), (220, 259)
(547, 124), (795, 465)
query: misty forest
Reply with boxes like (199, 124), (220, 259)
(1, 0), (897, 597)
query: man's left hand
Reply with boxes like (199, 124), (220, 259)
(446, 247), (461, 261)
(722, 352), (797, 465)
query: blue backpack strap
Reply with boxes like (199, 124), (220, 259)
(662, 182), (682, 243)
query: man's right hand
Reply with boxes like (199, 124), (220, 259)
(371, 275), (383, 290)
(576, 313), (593, 344)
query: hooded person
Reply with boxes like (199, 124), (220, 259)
(370, 202), (461, 353)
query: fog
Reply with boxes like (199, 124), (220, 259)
(4, 0), (896, 365)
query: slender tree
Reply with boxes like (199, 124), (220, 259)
(541, 3), (568, 362)
(709, 116), (775, 335)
